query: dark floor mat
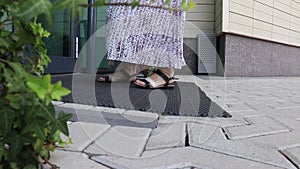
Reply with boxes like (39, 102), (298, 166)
(52, 74), (231, 118)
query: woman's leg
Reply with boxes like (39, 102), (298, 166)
(98, 62), (137, 82)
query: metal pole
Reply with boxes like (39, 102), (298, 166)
(87, 0), (97, 74)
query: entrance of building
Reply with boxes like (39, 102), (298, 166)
(43, 2), (110, 74)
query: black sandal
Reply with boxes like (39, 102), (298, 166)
(134, 69), (175, 89)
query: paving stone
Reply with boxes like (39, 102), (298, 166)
(222, 102), (255, 112)
(223, 115), (291, 140)
(56, 106), (157, 128)
(91, 106), (126, 114)
(206, 93), (239, 102)
(267, 100), (300, 109)
(123, 110), (159, 124)
(158, 116), (249, 127)
(281, 146), (300, 168)
(84, 126), (151, 157)
(51, 101), (64, 106)
(58, 103), (95, 110)
(42, 150), (109, 169)
(92, 147), (283, 169)
(145, 122), (186, 150)
(188, 122), (295, 169)
(248, 93), (279, 100)
(61, 122), (110, 151)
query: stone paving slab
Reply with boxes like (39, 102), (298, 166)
(281, 146), (300, 169)
(123, 110), (159, 125)
(221, 102), (255, 113)
(84, 126), (151, 157)
(223, 115), (291, 140)
(43, 150), (109, 169)
(267, 100), (300, 109)
(60, 122), (110, 151)
(92, 147), (284, 169)
(188, 122), (295, 169)
(158, 116), (249, 127)
(56, 105), (158, 128)
(145, 122), (186, 151)
(51, 101), (64, 106)
(90, 106), (126, 114)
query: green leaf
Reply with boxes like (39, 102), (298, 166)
(51, 81), (71, 101)
(4, 134), (28, 161)
(12, 0), (53, 22)
(0, 38), (9, 49)
(132, 0), (139, 8)
(35, 103), (56, 122)
(0, 108), (17, 134)
(23, 164), (36, 169)
(50, 111), (72, 136)
(5, 94), (25, 110)
(21, 120), (46, 140)
(26, 74), (50, 100)
(94, 0), (106, 6)
(0, 142), (8, 162)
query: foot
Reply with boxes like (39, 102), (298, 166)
(134, 69), (174, 89)
(97, 69), (136, 83)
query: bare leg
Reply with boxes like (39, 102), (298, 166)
(98, 62), (137, 82)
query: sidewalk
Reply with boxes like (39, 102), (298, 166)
(45, 76), (300, 169)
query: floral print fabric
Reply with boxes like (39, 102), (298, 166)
(106, 0), (186, 69)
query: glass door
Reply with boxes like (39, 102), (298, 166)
(42, 2), (111, 74)
(42, 9), (77, 73)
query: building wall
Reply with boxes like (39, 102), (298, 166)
(224, 33), (300, 76)
(184, 0), (215, 38)
(215, 0), (223, 34)
(222, 0), (300, 47)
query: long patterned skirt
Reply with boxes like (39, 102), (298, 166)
(106, 0), (186, 69)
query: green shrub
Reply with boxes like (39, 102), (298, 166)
(0, 0), (84, 168)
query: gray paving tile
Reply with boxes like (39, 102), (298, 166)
(84, 126), (151, 157)
(51, 101), (64, 106)
(91, 106), (126, 114)
(267, 100), (300, 109)
(92, 147), (284, 169)
(56, 106), (157, 128)
(58, 103), (95, 110)
(222, 102), (255, 112)
(42, 150), (109, 169)
(188, 122), (295, 169)
(158, 116), (249, 127)
(248, 93), (279, 100)
(123, 110), (159, 125)
(61, 122), (110, 151)
(281, 146), (300, 168)
(223, 115), (291, 140)
(145, 122), (186, 150)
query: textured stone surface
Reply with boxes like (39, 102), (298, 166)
(93, 147), (283, 169)
(223, 115), (291, 140)
(84, 126), (151, 157)
(43, 151), (109, 169)
(123, 110), (159, 125)
(55, 105), (157, 128)
(61, 122), (110, 151)
(188, 122), (295, 169)
(281, 146), (300, 168)
(145, 122), (186, 150)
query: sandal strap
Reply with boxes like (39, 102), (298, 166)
(155, 69), (171, 87)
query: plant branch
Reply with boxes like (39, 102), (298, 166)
(0, 58), (9, 64)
